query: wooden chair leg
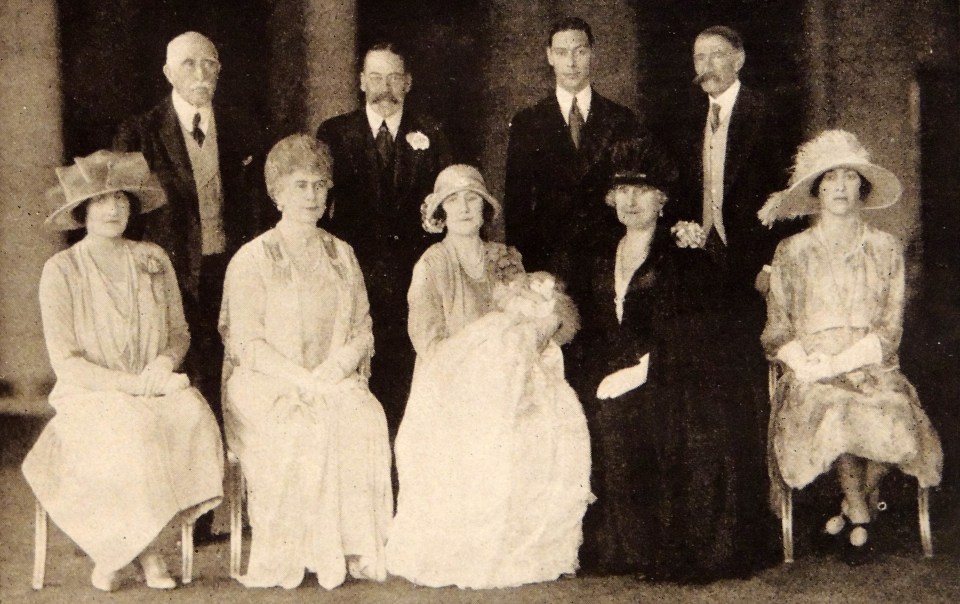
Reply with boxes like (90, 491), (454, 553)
(781, 488), (794, 563)
(33, 500), (47, 590)
(181, 521), (194, 584)
(918, 486), (933, 558)
(229, 452), (243, 579)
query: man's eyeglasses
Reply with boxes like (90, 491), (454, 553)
(693, 50), (735, 64)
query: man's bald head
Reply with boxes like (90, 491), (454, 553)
(163, 32), (220, 107)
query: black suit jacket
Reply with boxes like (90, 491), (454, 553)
(315, 107), (452, 272)
(113, 98), (270, 302)
(668, 84), (794, 291)
(504, 90), (664, 288)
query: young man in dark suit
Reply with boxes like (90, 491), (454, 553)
(316, 41), (452, 436)
(504, 17), (667, 294)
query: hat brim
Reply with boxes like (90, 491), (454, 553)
(761, 161), (902, 224)
(44, 175), (167, 232)
(423, 186), (502, 232)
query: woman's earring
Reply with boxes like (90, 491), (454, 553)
(658, 209), (664, 217)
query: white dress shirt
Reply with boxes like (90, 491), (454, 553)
(702, 80), (741, 245)
(365, 104), (403, 140)
(555, 86), (592, 124)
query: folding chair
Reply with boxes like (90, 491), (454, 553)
(768, 364), (934, 563)
(32, 499), (194, 589)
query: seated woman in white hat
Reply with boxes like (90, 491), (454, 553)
(23, 150), (224, 591)
(759, 130), (942, 561)
(386, 165), (592, 589)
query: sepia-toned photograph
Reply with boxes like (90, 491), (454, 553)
(1, 1), (958, 602)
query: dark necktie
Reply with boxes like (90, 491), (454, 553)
(569, 97), (584, 149)
(192, 112), (205, 146)
(375, 120), (394, 167)
(709, 103), (721, 133)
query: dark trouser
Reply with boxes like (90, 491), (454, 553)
(183, 253), (229, 431)
(181, 253), (229, 538)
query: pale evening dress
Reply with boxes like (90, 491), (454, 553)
(22, 239), (224, 574)
(762, 222), (942, 507)
(386, 240), (592, 589)
(219, 227), (392, 589)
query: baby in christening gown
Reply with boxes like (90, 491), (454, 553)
(387, 271), (592, 589)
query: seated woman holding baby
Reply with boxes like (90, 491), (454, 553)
(385, 165), (593, 589)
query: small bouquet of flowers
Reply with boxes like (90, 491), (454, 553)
(670, 220), (707, 249)
(493, 272), (580, 347)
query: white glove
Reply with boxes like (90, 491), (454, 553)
(829, 334), (882, 376)
(312, 358), (347, 385)
(777, 341), (832, 384)
(597, 354), (650, 399)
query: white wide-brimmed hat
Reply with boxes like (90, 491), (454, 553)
(420, 164), (502, 233)
(758, 129), (901, 226)
(44, 150), (166, 231)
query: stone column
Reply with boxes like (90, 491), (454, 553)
(0, 1), (64, 413)
(269, 0), (358, 136)
(303, 0), (359, 131)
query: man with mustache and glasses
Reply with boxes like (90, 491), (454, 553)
(316, 40), (452, 438)
(114, 31), (270, 543)
(664, 25), (799, 573)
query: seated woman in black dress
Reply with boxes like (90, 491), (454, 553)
(578, 139), (749, 582)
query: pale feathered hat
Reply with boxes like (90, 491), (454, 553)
(757, 129), (901, 227)
(44, 150), (166, 231)
(421, 164), (502, 234)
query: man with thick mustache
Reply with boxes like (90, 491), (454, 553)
(665, 25), (796, 571)
(114, 31), (269, 541)
(316, 41), (452, 436)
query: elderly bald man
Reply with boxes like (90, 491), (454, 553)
(114, 32), (270, 541)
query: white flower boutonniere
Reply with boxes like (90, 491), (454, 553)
(670, 220), (707, 249)
(406, 131), (430, 151)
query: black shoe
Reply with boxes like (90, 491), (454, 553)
(193, 512), (229, 546)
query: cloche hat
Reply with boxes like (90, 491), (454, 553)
(44, 150), (166, 231)
(758, 129), (901, 226)
(421, 164), (502, 234)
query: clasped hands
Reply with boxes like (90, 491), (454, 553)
(596, 353), (650, 399)
(128, 356), (189, 396)
(776, 336), (882, 384)
(294, 358), (348, 402)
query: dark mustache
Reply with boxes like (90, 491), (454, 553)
(693, 72), (715, 85)
(370, 91), (399, 104)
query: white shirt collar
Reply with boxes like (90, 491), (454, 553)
(555, 86), (592, 124)
(171, 90), (213, 133)
(707, 79), (741, 123)
(365, 104), (403, 139)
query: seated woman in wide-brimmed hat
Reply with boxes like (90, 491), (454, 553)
(759, 130), (942, 560)
(23, 150), (224, 592)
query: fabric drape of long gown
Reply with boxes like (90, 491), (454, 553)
(22, 239), (224, 574)
(386, 240), (593, 589)
(220, 228), (392, 589)
(762, 223), (942, 507)
(578, 227), (753, 582)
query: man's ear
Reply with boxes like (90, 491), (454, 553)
(359, 72), (367, 94)
(734, 50), (746, 74)
(546, 47), (555, 67)
(162, 64), (173, 85)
